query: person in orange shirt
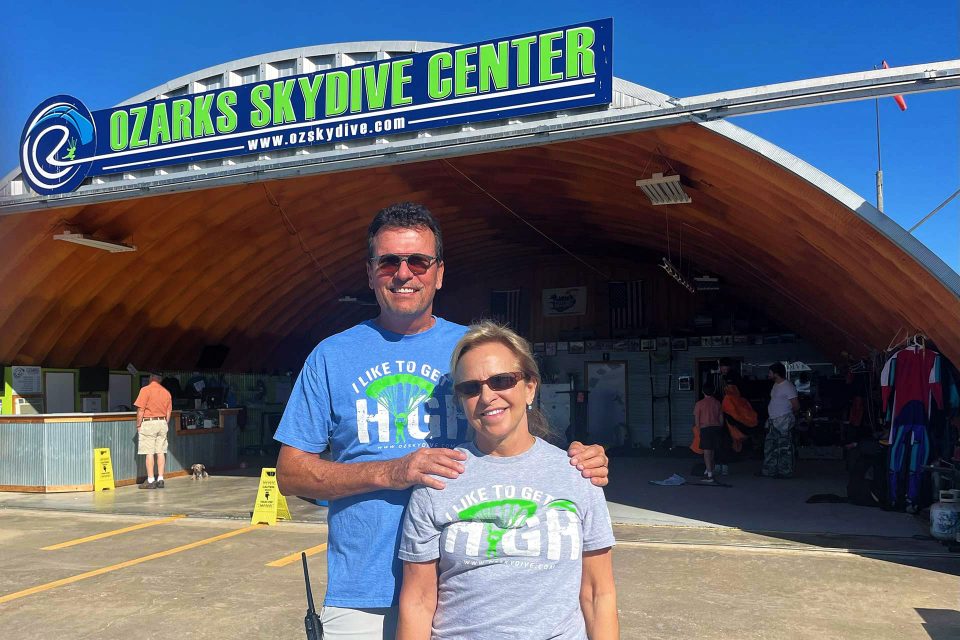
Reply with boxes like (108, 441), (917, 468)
(134, 373), (172, 489)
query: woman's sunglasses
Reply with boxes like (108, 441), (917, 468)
(454, 371), (526, 397)
(369, 253), (438, 276)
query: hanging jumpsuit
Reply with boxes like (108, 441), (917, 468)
(881, 346), (942, 507)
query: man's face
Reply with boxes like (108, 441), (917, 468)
(367, 226), (444, 324)
(767, 369), (775, 381)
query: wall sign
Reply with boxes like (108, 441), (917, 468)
(11, 366), (42, 395)
(20, 19), (613, 196)
(543, 286), (588, 316)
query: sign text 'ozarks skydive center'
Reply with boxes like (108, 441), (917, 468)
(19, 19), (612, 196)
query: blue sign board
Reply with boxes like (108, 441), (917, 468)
(20, 19), (613, 196)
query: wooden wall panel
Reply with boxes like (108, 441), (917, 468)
(1, 123), (958, 371)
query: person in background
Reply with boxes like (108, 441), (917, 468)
(397, 322), (618, 639)
(694, 382), (723, 483)
(134, 372), (172, 489)
(714, 358), (750, 465)
(760, 362), (800, 478)
(718, 358), (741, 394)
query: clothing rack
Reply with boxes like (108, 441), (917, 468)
(887, 330), (928, 353)
(741, 361), (834, 372)
(848, 360), (868, 374)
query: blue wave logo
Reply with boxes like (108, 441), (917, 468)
(20, 95), (97, 195)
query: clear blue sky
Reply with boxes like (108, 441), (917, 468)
(2, 1), (957, 270)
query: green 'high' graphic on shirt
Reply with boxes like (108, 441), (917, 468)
(364, 373), (435, 443)
(458, 498), (579, 558)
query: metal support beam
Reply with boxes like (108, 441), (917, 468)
(675, 60), (960, 120)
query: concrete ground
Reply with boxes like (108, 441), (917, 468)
(1, 457), (958, 639)
(0, 467), (327, 523)
(603, 456), (931, 537)
(1, 508), (958, 639)
(0, 456), (931, 537)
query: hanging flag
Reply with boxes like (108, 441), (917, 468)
(609, 281), (643, 333)
(881, 61), (908, 111)
(491, 289), (523, 329)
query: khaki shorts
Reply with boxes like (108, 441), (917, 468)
(138, 419), (169, 455)
(320, 606), (398, 639)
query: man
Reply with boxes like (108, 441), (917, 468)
(134, 372), (172, 489)
(760, 361), (799, 478)
(275, 203), (609, 639)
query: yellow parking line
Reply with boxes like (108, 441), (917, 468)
(0, 525), (260, 605)
(42, 515), (187, 550)
(266, 543), (328, 567)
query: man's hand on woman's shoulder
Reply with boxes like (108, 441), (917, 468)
(389, 447), (467, 491)
(567, 441), (609, 487)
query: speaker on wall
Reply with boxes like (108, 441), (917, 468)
(196, 344), (230, 370)
(78, 366), (109, 392)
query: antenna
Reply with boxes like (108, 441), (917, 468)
(302, 552), (323, 639)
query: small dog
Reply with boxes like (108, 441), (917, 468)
(191, 463), (209, 480)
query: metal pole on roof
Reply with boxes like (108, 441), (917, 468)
(875, 92), (884, 213)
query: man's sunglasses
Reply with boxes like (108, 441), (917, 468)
(454, 371), (526, 397)
(369, 253), (438, 276)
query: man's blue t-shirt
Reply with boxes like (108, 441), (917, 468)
(274, 317), (468, 608)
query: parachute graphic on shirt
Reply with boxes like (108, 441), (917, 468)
(365, 373), (436, 443)
(458, 498), (579, 558)
(458, 499), (537, 559)
(544, 499), (578, 514)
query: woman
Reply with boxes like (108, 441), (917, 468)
(397, 321), (618, 639)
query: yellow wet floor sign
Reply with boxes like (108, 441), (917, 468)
(251, 468), (292, 525)
(94, 448), (115, 491)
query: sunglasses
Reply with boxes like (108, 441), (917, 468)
(369, 253), (438, 276)
(454, 371), (526, 397)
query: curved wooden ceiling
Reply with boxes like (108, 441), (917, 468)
(2, 122), (958, 371)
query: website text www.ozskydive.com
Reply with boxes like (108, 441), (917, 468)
(244, 116), (407, 152)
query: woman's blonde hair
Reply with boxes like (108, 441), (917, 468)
(449, 321), (554, 442)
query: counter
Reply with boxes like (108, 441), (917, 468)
(0, 409), (239, 492)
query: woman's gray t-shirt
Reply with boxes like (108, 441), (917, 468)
(399, 437), (615, 639)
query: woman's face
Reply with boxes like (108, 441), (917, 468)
(455, 341), (537, 446)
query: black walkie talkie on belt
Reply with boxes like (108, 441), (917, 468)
(302, 552), (324, 639)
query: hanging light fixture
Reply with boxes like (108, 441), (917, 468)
(658, 205), (695, 293)
(53, 230), (136, 253)
(636, 172), (692, 205)
(694, 275), (720, 291)
(660, 257), (696, 293)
